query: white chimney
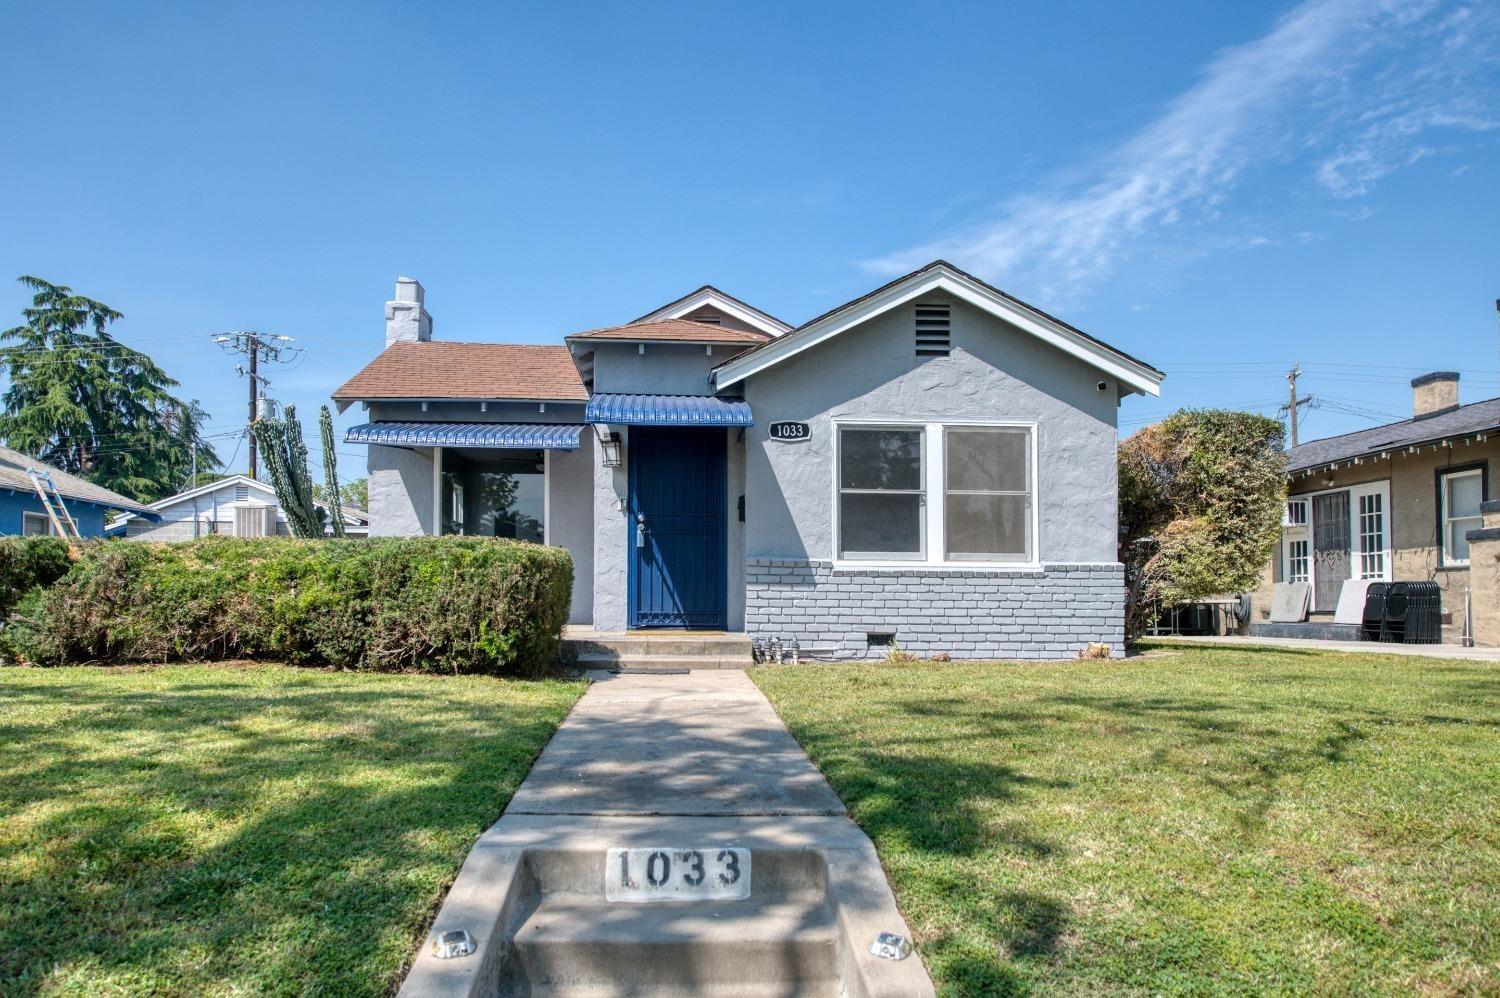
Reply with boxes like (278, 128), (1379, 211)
(385, 276), (433, 348)
(1411, 371), (1459, 420)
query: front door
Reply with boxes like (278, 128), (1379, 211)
(1312, 491), (1351, 612)
(627, 426), (727, 629)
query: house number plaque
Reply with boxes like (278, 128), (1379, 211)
(769, 421), (810, 442)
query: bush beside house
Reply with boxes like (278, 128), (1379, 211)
(0, 536), (72, 618)
(2, 536), (572, 677)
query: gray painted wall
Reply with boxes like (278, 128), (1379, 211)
(591, 343), (726, 396)
(369, 445), (435, 536)
(547, 435), (595, 624)
(741, 290), (1120, 564)
(591, 426), (630, 631)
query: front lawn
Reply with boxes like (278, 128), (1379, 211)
(753, 644), (1499, 995)
(0, 664), (584, 995)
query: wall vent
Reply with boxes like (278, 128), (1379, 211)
(688, 311), (722, 326)
(235, 484), (250, 502)
(866, 631), (896, 648)
(915, 304), (950, 357)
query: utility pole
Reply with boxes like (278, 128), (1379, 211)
(1281, 363), (1313, 448)
(213, 331), (304, 479)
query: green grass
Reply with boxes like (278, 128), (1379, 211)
(0, 664), (585, 996)
(753, 644), (1500, 996)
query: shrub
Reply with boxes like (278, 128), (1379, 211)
(0, 536), (72, 619)
(3, 536), (573, 677)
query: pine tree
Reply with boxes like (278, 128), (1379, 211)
(0, 276), (220, 501)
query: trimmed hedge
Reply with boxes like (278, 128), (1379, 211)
(2, 536), (573, 677)
(0, 536), (72, 619)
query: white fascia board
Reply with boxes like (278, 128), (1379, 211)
(110, 475), (275, 524)
(714, 268), (1163, 396)
(641, 289), (791, 337)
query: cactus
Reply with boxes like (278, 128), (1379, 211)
(319, 405), (345, 537)
(249, 404), (325, 538)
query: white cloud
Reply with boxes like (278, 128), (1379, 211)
(865, 0), (1498, 297)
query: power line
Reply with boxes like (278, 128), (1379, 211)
(213, 331), (304, 479)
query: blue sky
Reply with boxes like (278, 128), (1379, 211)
(3, 0), (1498, 481)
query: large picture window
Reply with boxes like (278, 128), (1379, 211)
(836, 422), (1036, 566)
(837, 427), (925, 559)
(1439, 467), (1484, 566)
(945, 427), (1031, 560)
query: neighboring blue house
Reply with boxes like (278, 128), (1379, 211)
(0, 444), (158, 537)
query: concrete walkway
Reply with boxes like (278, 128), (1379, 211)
(508, 670), (846, 816)
(402, 670), (935, 996)
(1154, 634), (1500, 662)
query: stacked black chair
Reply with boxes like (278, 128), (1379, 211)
(1382, 583), (1409, 642)
(1360, 583), (1389, 642)
(1403, 581), (1442, 643)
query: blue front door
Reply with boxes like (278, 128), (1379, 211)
(628, 426), (727, 629)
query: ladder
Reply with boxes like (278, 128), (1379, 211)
(26, 468), (84, 543)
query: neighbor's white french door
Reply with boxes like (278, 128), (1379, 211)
(1282, 480), (1391, 610)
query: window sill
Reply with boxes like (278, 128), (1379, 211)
(831, 559), (1044, 573)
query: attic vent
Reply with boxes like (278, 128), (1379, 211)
(235, 484), (250, 502)
(915, 304), (950, 357)
(689, 311), (722, 326)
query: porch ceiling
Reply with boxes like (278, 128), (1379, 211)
(344, 422), (583, 449)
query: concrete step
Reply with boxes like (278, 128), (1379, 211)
(501, 895), (839, 996)
(565, 631), (754, 669)
(574, 653), (751, 672)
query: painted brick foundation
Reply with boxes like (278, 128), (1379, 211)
(746, 559), (1124, 660)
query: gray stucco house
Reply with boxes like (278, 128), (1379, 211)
(333, 262), (1163, 658)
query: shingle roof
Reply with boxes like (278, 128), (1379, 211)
(0, 445), (154, 513)
(1286, 395), (1500, 472)
(566, 319), (771, 345)
(332, 342), (588, 402)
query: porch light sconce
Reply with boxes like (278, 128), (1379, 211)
(600, 432), (623, 468)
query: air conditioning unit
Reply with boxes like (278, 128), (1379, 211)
(232, 502), (276, 538)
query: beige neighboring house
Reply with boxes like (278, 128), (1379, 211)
(1256, 372), (1498, 645)
(107, 475), (370, 540)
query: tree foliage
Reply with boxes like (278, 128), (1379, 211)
(248, 405), (323, 538)
(0, 276), (220, 502)
(1118, 409), (1286, 640)
(316, 476), (367, 510)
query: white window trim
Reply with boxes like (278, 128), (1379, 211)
(1280, 480), (1391, 593)
(831, 418), (1040, 571)
(22, 511), (57, 536)
(1439, 467), (1483, 568)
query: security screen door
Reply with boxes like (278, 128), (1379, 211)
(1311, 492), (1351, 612)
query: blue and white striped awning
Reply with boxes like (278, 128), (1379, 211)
(344, 422), (583, 449)
(585, 393), (754, 426)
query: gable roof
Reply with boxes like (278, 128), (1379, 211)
(630, 285), (792, 336)
(0, 444), (154, 515)
(109, 474), (373, 527)
(566, 318), (771, 346)
(710, 260), (1165, 396)
(333, 342), (589, 403)
(1286, 395), (1500, 474)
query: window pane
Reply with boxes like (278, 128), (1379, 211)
(840, 429), (922, 491)
(946, 493), (1029, 558)
(1449, 516), (1481, 562)
(1447, 473), (1482, 518)
(947, 429), (1027, 492)
(839, 492), (922, 556)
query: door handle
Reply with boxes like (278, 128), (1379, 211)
(636, 513), (646, 549)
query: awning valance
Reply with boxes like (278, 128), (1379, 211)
(345, 422), (583, 449)
(586, 393), (753, 427)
